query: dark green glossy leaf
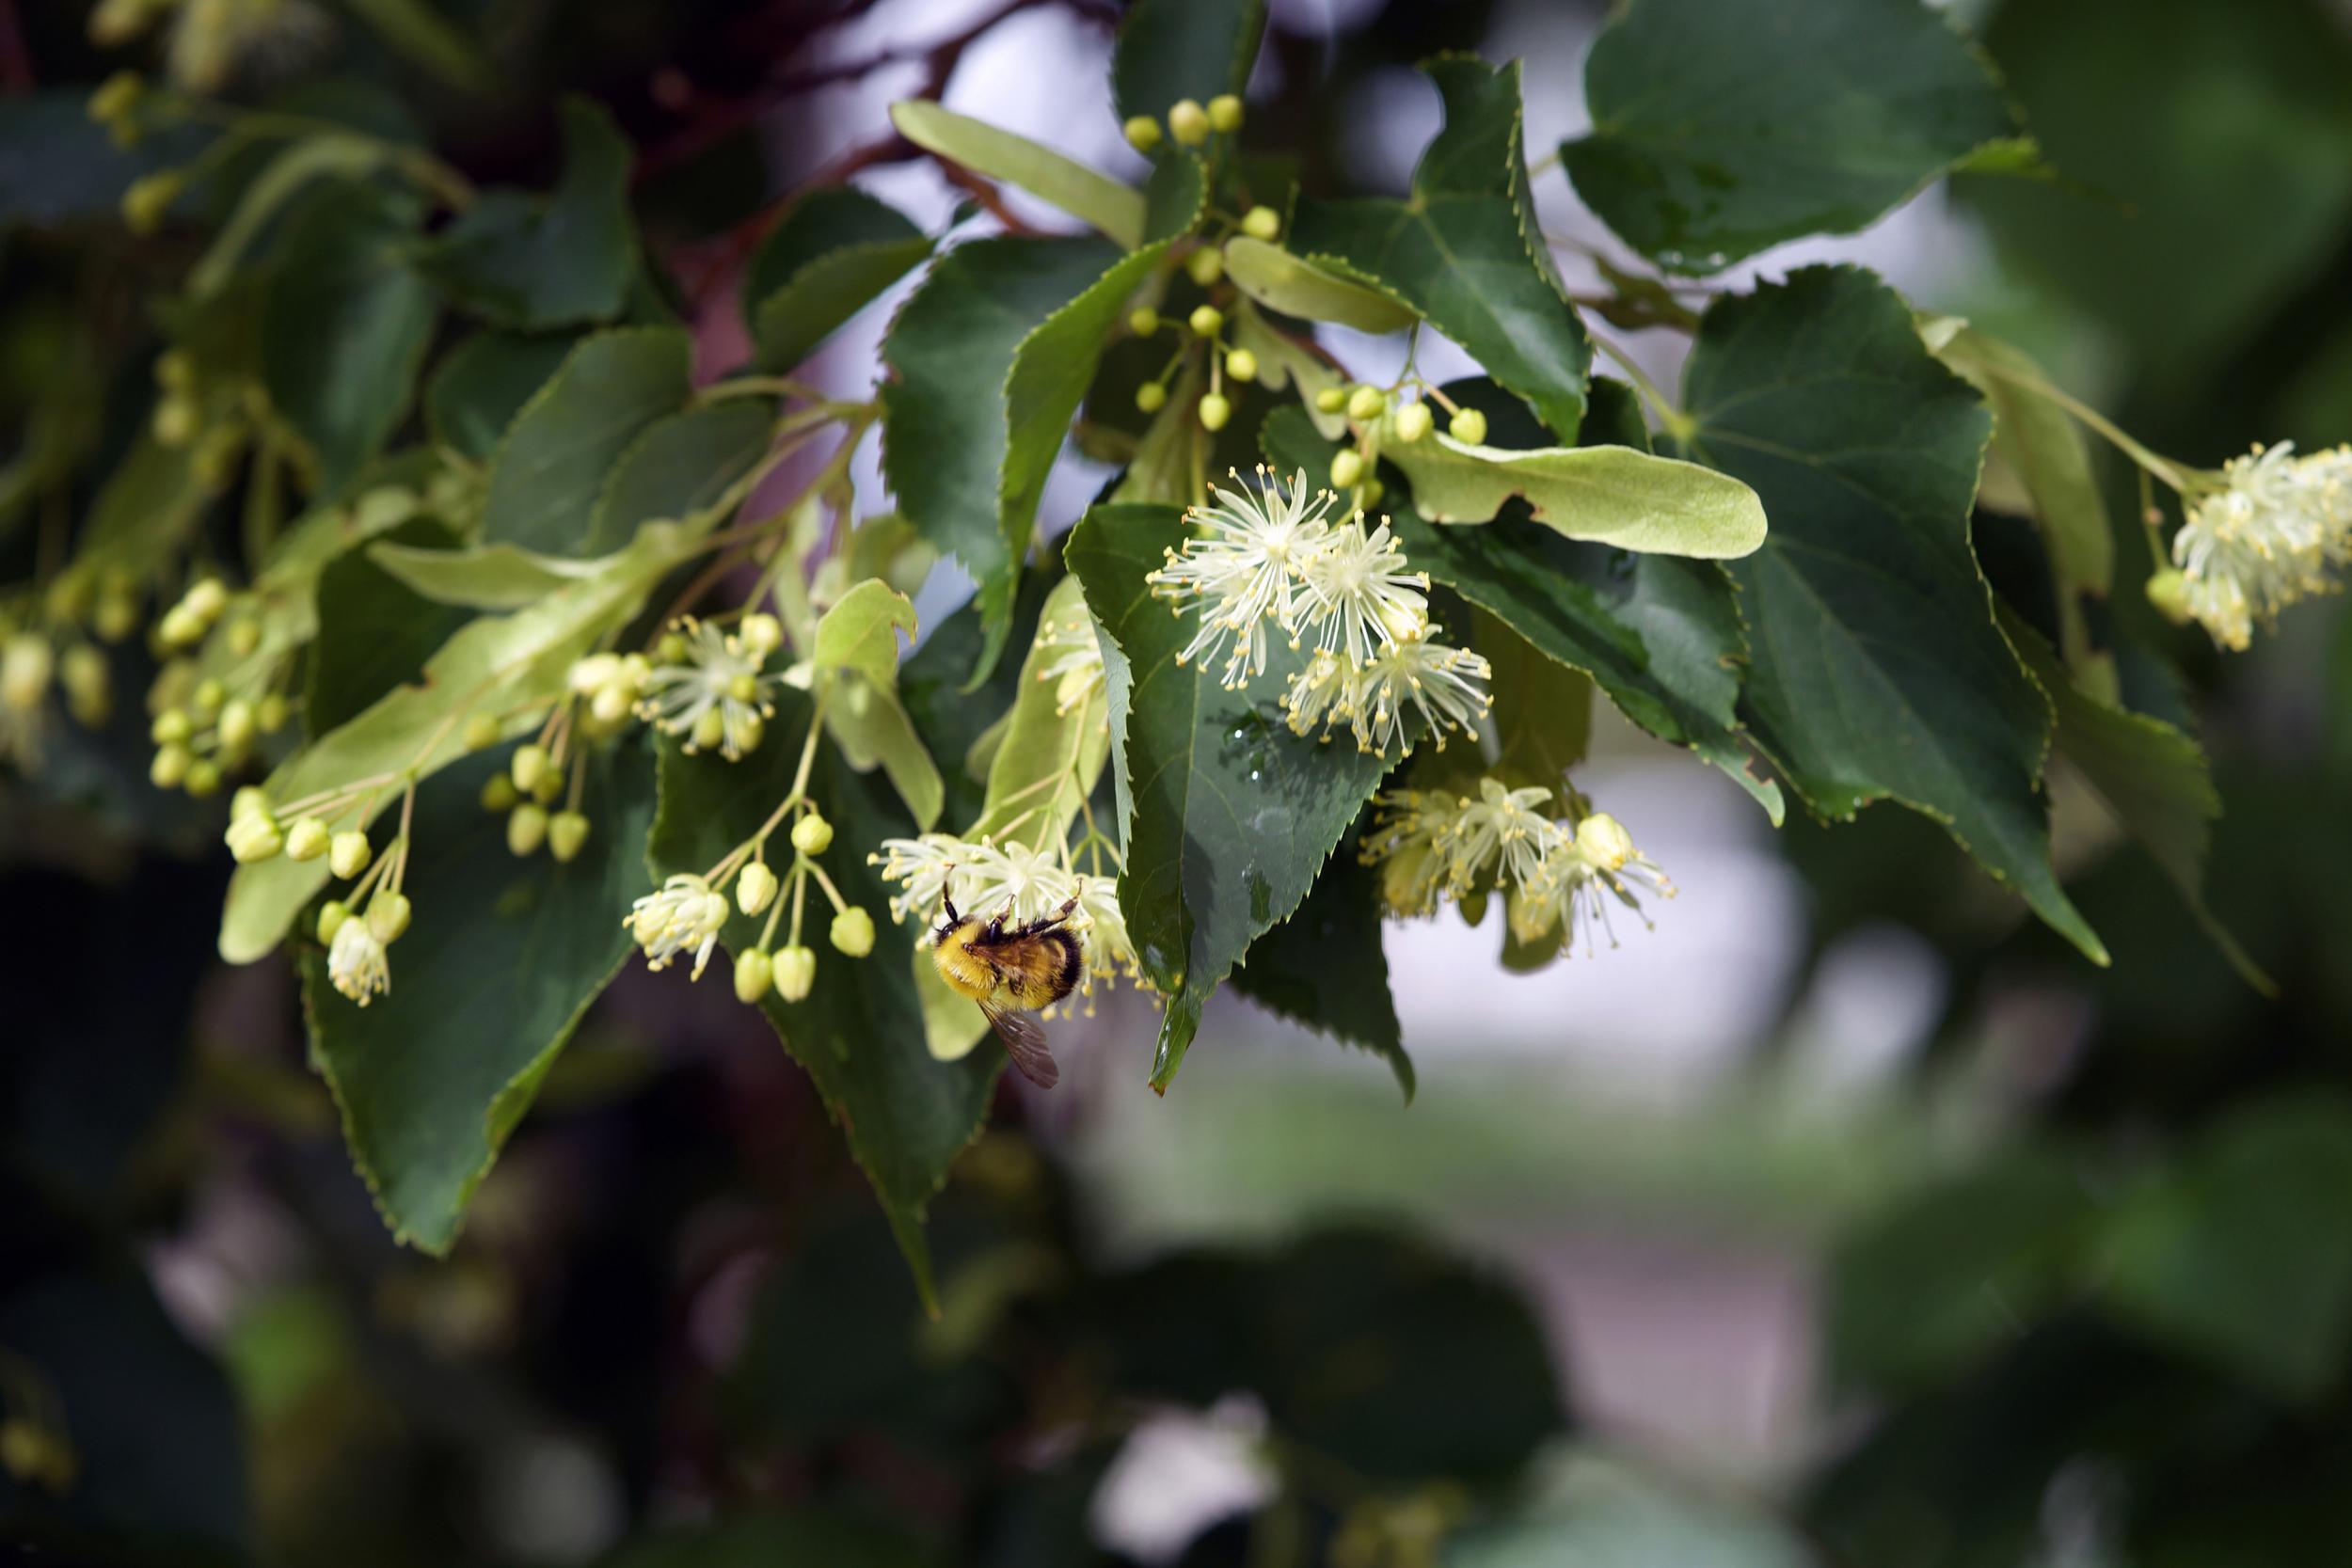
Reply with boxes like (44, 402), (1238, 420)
(1291, 57), (1589, 439)
(645, 705), (999, 1305)
(418, 98), (635, 329)
(301, 739), (658, 1254)
(482, 326), (693, 556)
(424, 330), (580, 462)
(1563, 0), (2025, 272)
(582, 399), (774, 556)
(1065, 502), (1391, 1090)
(1673, 265), (2102, 961)
(880, 237), (1136, 679)
(261, 182), (437, 493)
(1231, 838), (1413, 1101)
(1110, 0), (1263, 126)
(1265, 405), (1780, 820)
(745, 188), (932, 372)
(304, 515), (469, 736)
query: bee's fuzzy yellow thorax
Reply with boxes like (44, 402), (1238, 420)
(932, 925), (997, 1001)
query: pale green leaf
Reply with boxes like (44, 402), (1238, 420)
(1380, 427), (1766, 558)
(482, 326), (692, 556)
(1220, 236), (1419, 335)
(890, 101), (1145, 248)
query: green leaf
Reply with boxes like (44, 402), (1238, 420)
(424, 330), (580, 462)
(2094, 1096), (2352, 1402)
(1230, 840), (1413, 1101)
(482, 326), (693, 556)
(189, 134), (392, 299)
(1291, 57), (1590, 439)
(811, 582), (944, 830)
(1478, 608), (1592, 797)
(1673, 265), (2103, 962)
(366, 540), (610, 610)
(261, 182), (437, 493)
(967, 576), (1109, 845)
(879, 236), (1131, 675)
(582, 399), (775, 556)
(220, 520), (707, 962)
(1220, 235), (1419, 334)
(2001, 605), (2267, 990)
(301, 740), (655, 1253)
(1562, 0), (2026, 273)
(888, 102), (1145, 248)
(418, 98), (635, 329)
(1928, 321), (2115, 687)
(306, 516), (470, 736)
(1109, 0), (1263, 126)
(745, 188), (932, 373)
(1378, 425), (1766, 558)
(646, 708), (1000, 1307)
(1065, 503), (1391, 1090)
(900, 571), (1057, 832)
(1229, 302), (1349, 440)
(1265, 406), (1781, 821)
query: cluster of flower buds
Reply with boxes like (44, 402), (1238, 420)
(1122, 92), (1245, 155)
(1309, 383), (1487, 513)
(636, 613), (782, 761)
(148, 657), (291, 799)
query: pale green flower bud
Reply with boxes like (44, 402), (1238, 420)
(481, 773), (519, 813)
(156, 603), (204, 649)
(568, 654), (620, 694)
(1, 635), (52, 712)
(215, 698), (254, 752)
(191, 678), (225, 718)
(738, 860), (779, 916)
(510, 743), (549, 794)
(1449, 406), (1488, 446)
(1188, 303), (1223, 339)
(508, 802), (548, 857)
(1198, 394), (1232, 432)
(656, 630), (688, 664)
(725, 672), (759, 703)
(734, 947), (774, 1004)
(226, 813), (283, 863)
(1576, 812), (1637, 873)
(590, 683), (633, 728)
(256, 694), (289, 734)
(739, 613), (784, 657)
(121, 170), (183, 235)
(1346, 386), (1387, 422)
(790, 812), (834, 856)
(1185, 246), (1224, 288)
(153, 708), (194, 746)
(182, 578), (229, 625)
(224, 616), (260, 657)
(1241, 204), (1280, 241)
(1167, 99), (1209, 145)
(317, 899), (352, 943)
(231, 785), (269, 822)
(368, 890), (411, 943)
(1128, 306), (1159, 337)
(1330, 450), (1365, 490)
(462, 712), (501, 751)
(151, 396), (197, 449)
(183, 759), (222, 799)
(94, 592), (138, 643)
(1393, 402), (1433, 444)
(774, 944), (817, 1002)
(2146, 568), (2192, 626)
(1136, 382), (1168, 414)
(691, 707), (726, 752)
(548, 811), (590, 863)
(329, 831), (371, 879)
(150, 742), (191, 789)
(1123, 115), (1163, 152)
(284, 817), (330, 862)
(1224, 347), (1258, 384)
(1315, 387), (1347, 414)
(87, 71), (142, 129)
(830, 906), (876, 958)
(1207, 94), (1244, 133)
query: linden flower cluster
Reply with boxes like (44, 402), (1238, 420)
(872, 834), (1143, 1010)
(636, 613), (783, 761)
(1147, 467), (1491, 754)
(1363, 780), (1674, 958)
(2154, 442), (2352, 651)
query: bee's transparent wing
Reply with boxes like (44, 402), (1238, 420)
(980, 1001), (1060, 1089)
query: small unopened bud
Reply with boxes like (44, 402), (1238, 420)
(1393, 402), (1434, 444)
(1449, 406), (1488, 446)
(462, 711), (501, 751)
(774, 944), (817, 1002)
(191, 677), (225, 718)
(1185, 246), (1224, 288)
(87, 71), (142, 129)
(1135, 382), (1168, 414)
(231, 785), (269, 822)
(1198, 394), (1232, 432)
(1, 635), (52, 712)
(62, 645), (109, 725)
(1167, 99), (1209, 146)
(1207, 94), (1244, 133)
(226, 813), (283, 863)
(2145, 568), (2192, 626)
(730, 710), (765, 756)
(734, 947), (774, 1004)
(1241, 204), (1280, 241)
(481, 774), (519, 812)
(156, 603), (205, 649)
(256, 693), (289, 734)
(121, 170), (183, 235)
(691, 708), (726, 752)
(830, 906), (876, 958)
(590, 683), (632, 727)
(1315, 387), (1347, 414)
(151, 707), (191, 744)
(725, 672), (758, 703)
(150, 742), (192, 789)
(1128, 306), (1159, 337)
(329, 831), (371, 879)
(738, 860), (779, 916)
(1346, 386), (1386, 422)
(215, 698), (255, 751)
(94, 593), (138, 643)
(507, 802), (548, 857)
(790, 812), (834, 856)
(1359, 478), (1385, 508)
(1188, 303), (1223, 339)
(511, 743), (549, 793)
(655, 631), (688, 664)
(367, 891), (411, 943)
(183, 759), (221, 799)
(739, 612), (784, 657)
(284, 818), (331, 862)
(317, 900), (352, 943)
(224, 616), (260, 657)
(1123, 115), (1163, 152)
(1576, 813), (1638, 872)
(548, 811), (590, 863)
(568, 654), (620, 694)
(182, 578), (229, 625)
(1330, 450), (1365, 490)
(1224, 347), (1258, 384)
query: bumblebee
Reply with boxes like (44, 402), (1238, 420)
(930, 879), (1084, 1089)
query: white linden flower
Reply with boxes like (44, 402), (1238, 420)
(1444, 779), (1563, 892)
(1360, 789), (1470, 916)
(1296, 516), (1428, 667)
(637, 617), (776, 761)
(1148, 467), (1339, 688)
(627, 873), (731, 979)
(1034, 609), (1109, 717)
(2172, 441), (2352, 650)
(872, 832), (1144, 997)
(1335, 633), (1492, 755)
(327, 917), (390, 1006)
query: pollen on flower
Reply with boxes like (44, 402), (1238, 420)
(2171, 441), (2352, 650)
(327, 917), (390, 1006)
(627, 873), (731, 980)
(871, 832), (1147, 1005)
(637, 616), (778, 761)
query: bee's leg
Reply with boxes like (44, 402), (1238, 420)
(939, 868), (959, 927)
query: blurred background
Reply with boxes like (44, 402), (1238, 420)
(9, 0), (2352, 1562)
